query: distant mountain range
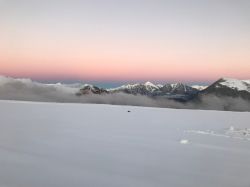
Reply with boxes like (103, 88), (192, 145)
(0, 75), (249, 111)
(77, 78), (250, 102)
(77, 81), (199, 101)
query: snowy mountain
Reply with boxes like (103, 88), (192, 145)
(169, 83), (197, 95)
(0, 75), (249, 110)
(191, 85), (207, 90)
(109, 82), (199, 100)
(76, 84), (108, 95)
(77, 81), (199, 100)
(109, 81), (161, 95)
(77, 78), (250, 101)
(76, 78), (250, 102)
(202, 78), (250, 100)
(218, 78), (250, 92)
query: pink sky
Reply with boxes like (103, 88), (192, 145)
(0, 0), (250, 83)
(1, 36), (249, 83)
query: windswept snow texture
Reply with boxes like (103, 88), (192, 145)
(0, 101), (250, 187)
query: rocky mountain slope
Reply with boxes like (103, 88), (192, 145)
(77, 81), (199, 101)
(77, 78), (250, 102)
(201, 78), (250, 100)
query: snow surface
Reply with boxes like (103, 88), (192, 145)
(192, 85), (208, 90)
(144, 81), (159, 91)
(220, 78), (250, 92)
(0, 100), (250, 187)
(179, 139), (190, 144)
(109, 82), (160, 92)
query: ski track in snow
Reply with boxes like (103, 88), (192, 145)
(185, 129), (250, 141)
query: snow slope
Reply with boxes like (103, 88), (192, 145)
(0, 100), (250, 187)
(192, 85), (207, 90)
(219, 78), (250, 92)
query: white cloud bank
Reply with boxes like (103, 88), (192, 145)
(0, 76), (249, 111)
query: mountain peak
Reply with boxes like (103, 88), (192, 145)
(144, 81), (159, 90)
(220, 77), (239, 82)
(191, 85), (207, 90)
(202, 78), (250, 100)
(218, 78), (250, 92)
(144, 81), (155, 86)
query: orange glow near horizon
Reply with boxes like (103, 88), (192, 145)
(1, 53), (250, 83)
(1, 38), (250, 83)
(0, 40), (250, 81)
(1, 1), (250, 83)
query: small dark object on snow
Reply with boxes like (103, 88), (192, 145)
(127, 110), (131, 113)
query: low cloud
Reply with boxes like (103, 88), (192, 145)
(0, 76), (249, 112)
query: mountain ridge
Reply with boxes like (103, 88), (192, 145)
(0, 75), (249, 111)
(1, 75), (250, 102)
(201, 78), (250, 100)
(77, 78), (250, 101)
(77, 81), (199, 101)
